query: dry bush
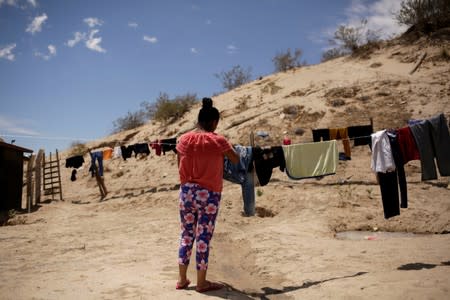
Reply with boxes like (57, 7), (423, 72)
(321, 48), (347, 62)
(439, 48), (450, 60)
(235, 95), (251, 112)
(112, 111), (145, 133)
(69, 141), (88, 156)
(324, 19), (383, 59)
(215, 65), (252, 91)
(325, 86), (360, 98)
(396, 0), (450, 33)
(142, 92), (198, 125)
(285, 89), (307, 98)
(328, 99), (346, 107)
(261, 82), (283, 95)
(272, 48), (305, 72)
(370, 62), (383, 68)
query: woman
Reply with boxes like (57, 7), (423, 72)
(175, 97), (239, 293)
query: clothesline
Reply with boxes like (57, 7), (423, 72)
(2, 132), (376, 149)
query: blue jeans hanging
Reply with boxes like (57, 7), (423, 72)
(223, 145), (255, 216)
(90, 151), (104, 177)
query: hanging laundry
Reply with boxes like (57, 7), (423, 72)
(312, 128), (330, 142)
(65, 155), (85, 168)
(396, 126), (420, 163)
(370, 130), (396, 173)
(133, 143), (150, 157)
(161, 137), (177, 155)
(113, 146), (122, 159)
(253, 146), (286, 186)
(329, 127), (351, 159)
(223, 145), (255, 216)
(121, 145), (133, 160)
(387, 130), (408, 209)
(150, 140), (162, 156)
(70, 169), (77, 182)
(90, 151), (104, 177)
(377, 171), (400, 219)
(409, 113), (450, 180)
(103, 148), (113, 160)
(407, 119), (422, 126)
(347, 124), (373, 146)
(282, 140), (338, 179)
(371, 130), (399, 219)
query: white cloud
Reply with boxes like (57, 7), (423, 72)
(85, 29), (106, 53)
(227, 44), (238, 54)
(205, 19), (212, 25)
(48, 44), (56, 55)
(143, 35), (158, 44)
(128, 22), (138, 28)
(0, 0), (19, 8)
(344, 0), (407, 39)
(84, 17), (103, 28)
(66, 31), (86, 47)
(34, 44), (56, 60)
(0, 115), (40, 136)
(26, 13), (47, 34)
(0, 43), (16, 61)
(66, 29), (106, 53)
(312, 0), (407, 48)
(190, 47), (198, 54)
(27, 0), (37, 7)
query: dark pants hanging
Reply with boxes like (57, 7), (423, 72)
(312, 129), (330, 142)
(377, 172), (400, 219)
(377, 131), (408, 219)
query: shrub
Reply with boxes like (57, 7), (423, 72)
(215, 65), (252, 91)
(396, 0), (450, 33)
(112, 110), (145, 133)
(69, 141), (88, 156)
(440, 48), (450, 60)
(321, 48), (347, 62)
(272, 48), (305, 72)
(324, 19), (382, 58)
(141, 92), (198, 124)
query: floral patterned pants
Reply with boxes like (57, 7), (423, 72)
(178, 183), (221, 270)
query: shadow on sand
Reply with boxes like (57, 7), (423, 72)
(193, 271), (368, 299)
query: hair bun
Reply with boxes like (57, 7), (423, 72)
(202, 97), (213, 109)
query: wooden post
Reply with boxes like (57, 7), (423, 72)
(34, 149), (44, 204)
(409, 52), (427, 75)
(249, 131), (258, 188)
(55, 150), (63, 201)
(49, 152), (54, 202)
(26, 154), (35, 213)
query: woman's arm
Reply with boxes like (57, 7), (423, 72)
(224, 148), (240, 164)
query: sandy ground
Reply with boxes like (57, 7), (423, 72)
(1, 37), (450, 299)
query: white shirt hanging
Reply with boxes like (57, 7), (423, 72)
(371, 130), (396, 173)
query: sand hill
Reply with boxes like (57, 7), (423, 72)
(2, 36), (450, 299)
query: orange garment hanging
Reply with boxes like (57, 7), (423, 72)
(329, 128), (351, 159)
(103, 148), (113, 160)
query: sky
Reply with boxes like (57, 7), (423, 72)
(0, 0), (407, 153)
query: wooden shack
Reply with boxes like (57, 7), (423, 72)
(0, 141), (33, 211)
